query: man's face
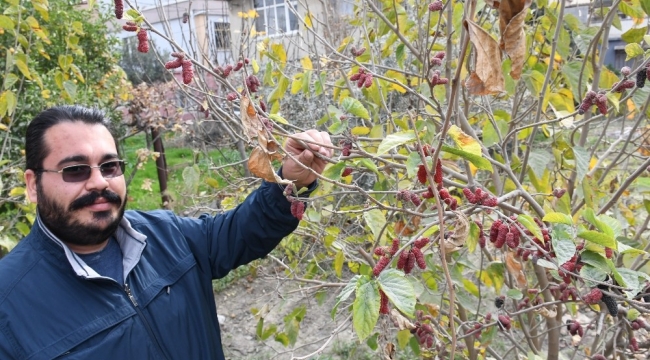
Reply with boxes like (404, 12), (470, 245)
(25, 122), (127, 248)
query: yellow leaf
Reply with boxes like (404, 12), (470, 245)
(290, 73), (304, 94)
(351, 126), (371, 135)
(237, 11), (247, 18)
(251, 58), (260, 74)
(447, 125), (481, 156)
(9, 187), (25, 197)
(271, 43), (287, 68)
(0, 124), (8, 131)
(247, 9), (259, 18)
(304, 12), (313, 28)
(300, 56), (313, 70)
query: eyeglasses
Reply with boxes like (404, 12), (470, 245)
(38, 160), (126, 183)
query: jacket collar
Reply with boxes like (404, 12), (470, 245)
(35, 212), (147, 282)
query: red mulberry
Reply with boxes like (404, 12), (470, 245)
(404, 250), (416, 274)
(595, 94), (608, 115)
(390, 239), (400, 256)
(428, 0), (443, 12)
(137, 29), (149, 53)
(417, 165), (428, 184)
(342, 167), (353, 177)
(373, 256), (390, 276)
(397, 250), (409, 270)
(497, 315), (511, 331)
(122, 22), (138, 32)
(290, 200), (305, 220)
(412, 247), (426, 269)
(414, 237), (430, 249)
(226, 92), (237, 101)
(379, 290), (390, 314)
(434, 159), (443, 184)
(181, 60), (193, 84)
(233, 60), (244, 71)
(584, 288), (603, 304)
(114, 0), (123, 19)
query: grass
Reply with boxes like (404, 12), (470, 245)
(120, 133), (241, 211)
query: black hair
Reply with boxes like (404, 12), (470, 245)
(25, 105), (114, 171)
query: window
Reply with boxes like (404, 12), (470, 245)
(254, 0), (298, 36)
(214, 22), (231, 49)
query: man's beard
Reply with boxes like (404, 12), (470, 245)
(37, 183), (126, 246)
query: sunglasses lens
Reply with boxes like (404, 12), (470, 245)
(61, 165), (92, 182)
(100, 161), (124, 178)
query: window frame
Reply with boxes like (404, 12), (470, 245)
(253, 0), (299, 37)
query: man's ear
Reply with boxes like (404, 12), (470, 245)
(25, 169), (38, 204)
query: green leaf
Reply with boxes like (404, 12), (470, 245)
(552, 236), (577, 266)
(628, 309), (641, 321)
(463, 279), (479, 297)
(363, 209), (386, 242)
(267, 75), (289, 102)
(334, 250), (344, 278)
(620, 1), (645, 19)
(626, 43), (645, 61)
(479, 262), (505, 292)
(378, 269), (416, 317)
(579, 251), (610, 272)
(274, 332), (289, 346)
(641, 0), (650, 15)
(63, 80), (77, 99)
(517, 214), (544, 241)
(396, 329), (411, 349)
(617, 268), (642, 298)
(341, 97), (370, 120)
(322, 162), (346, 181)
(572, 146), (589, 184)
(506, 289), (523, 300)
(14, 54), (31, 79)
(580, 265), (608, 287)
(353, 281), (380, 341)
(205, 177), (220, 189)
(355, 158), (379, 175)
(376, 130), (416, 155)
(331, 275), (361, 319)
(3, 73), (19, 90)
(578, 230), (616, 249)
(441, 145), (493, 172)
(535, 258), (557, 269)
(621, 26), (648, 44)
(617, 241), (646, 256)
(15, 222), (30, 236)
(268, 113), (288, 125)
(0, 15), (15, 30)
(543, 212), (573, 225)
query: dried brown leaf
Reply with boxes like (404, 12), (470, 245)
(484, 0), (501, 8)
(534, 304), (557, 318)
(448, 211), (470, 248)
(464, 20), (505, 95)
(505, 252), (527, 288)
(498, 0), (531, 35)
(390, 309), (416, 330)
(248, 146), (292, 185)
(240, 95), (263, 142)
(500, 0), (532, 79)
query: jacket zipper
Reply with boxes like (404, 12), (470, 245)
(124, 283), (171, 360)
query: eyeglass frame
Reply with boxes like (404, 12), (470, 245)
(36, 160), (126, 183)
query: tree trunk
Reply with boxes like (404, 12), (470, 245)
(150, 127), (171, 209)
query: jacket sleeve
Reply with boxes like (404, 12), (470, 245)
(173, 178), (315, 279)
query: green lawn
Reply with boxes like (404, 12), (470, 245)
(120, 133), (242, 211)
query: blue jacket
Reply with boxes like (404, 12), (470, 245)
(0, 180), (303, 359)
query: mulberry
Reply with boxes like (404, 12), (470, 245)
(497, 315), (511, 331)
(404, 250), (416, 274)
(482, 197), (498, 207)
(434, 159), (443, 185)
(373, 256), (390, 277)
(583, 288), (603, 304)
(397, 250), (409, 270)
(553, 188), (566, 198)
(114, 0), (123, 19)
(417, 165), (428, 184)
(602, 293), (618, 317)
(137, 29), (149, 53)
(363, 74), (373, 88)
(181, 60), (193, 85)
(595, 94), (608, 115)
(414, 237), (430, 249)
(412, 247), (426, 269)
(428, 0), (443, 12)
(342, 167), (353, 177)
(122, 21), (138, 32)
(226, 92), (237, 101)
(233, 60), (244, 71)
(637, 69), (647, 88)
(290, 200), (305, 220)
(463, 188), (478, 204)
(165, 59), (182, 69)
(390, 239), (400, 256)
(379, 290), (390, 314)
(605, 247), (613, 259)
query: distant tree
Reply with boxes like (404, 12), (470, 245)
(119, 38), (172, 85)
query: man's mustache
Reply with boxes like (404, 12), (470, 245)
(69, 190), (122, 211)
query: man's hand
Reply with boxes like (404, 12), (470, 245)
(283, 130), (333, 189)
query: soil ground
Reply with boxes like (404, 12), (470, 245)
(215, 265), (375, 360)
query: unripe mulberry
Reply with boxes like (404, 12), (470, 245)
(181, 60), (193, 84)
(497, 315), (511, 330)
(584, 288), (603, 304)
(379, 290), (390, 314)
(226, 92), (237, 101)
(122, 22), (138, 32)
(595, 94), (608, 115)
(621, 66), (632, 77)
(342, 167), (353, 177)
(404, 250), (416, 274)
(553, 188), (566, 198)
(137, 29), (149, 53)
(414, 237), (430, 249)
(428, 0), (443, 12)
(462, 188), (477, 204)
(417, 165), (428, 184)
(114, 0), (123, 19)
(434, 159), (443, 185)
(412, 247), (426, 269)
(390, 238), (400, 256)
(397, 249), (409, 270)
(290, 200), (305, 220)
(637, 69), (647, 88)
(373, 256), (390, 276)
(602, 293), (618, 316)
(165, 59), (182, 69)
(605, 247), (613, 259)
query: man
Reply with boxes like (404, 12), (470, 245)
(0, 105), (332, 359)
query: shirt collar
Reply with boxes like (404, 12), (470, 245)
(36, 212), (147, 281)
